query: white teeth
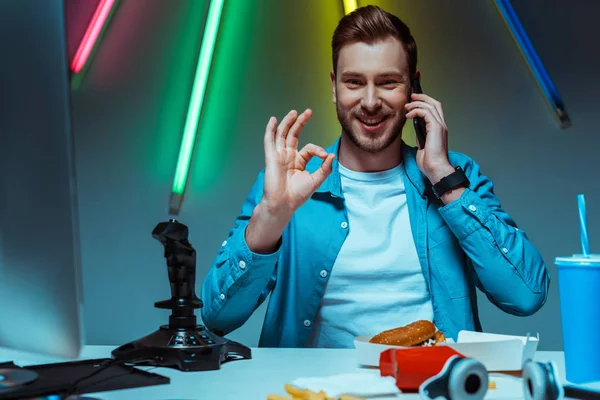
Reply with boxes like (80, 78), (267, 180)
(359, 117), (385, 126)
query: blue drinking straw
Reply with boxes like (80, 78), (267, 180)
(578, 194), (590, 257)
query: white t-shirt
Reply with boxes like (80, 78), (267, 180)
(307, 162), (434, 348)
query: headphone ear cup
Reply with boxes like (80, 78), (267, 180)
(447, 358), (489, 400)
(522, 361), (561, 400)
(523, 362), (548, 400)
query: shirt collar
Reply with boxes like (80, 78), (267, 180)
(308, 136), (430, 198)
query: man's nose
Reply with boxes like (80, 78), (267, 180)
(360, 84), (382, 112)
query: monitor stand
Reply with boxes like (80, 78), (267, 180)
(0, 367), (101, 399)
(0, 367), (38, 389)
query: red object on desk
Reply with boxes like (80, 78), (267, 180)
(379, 346), (466, 391)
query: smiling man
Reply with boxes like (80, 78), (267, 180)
(201, 5), (550, 348)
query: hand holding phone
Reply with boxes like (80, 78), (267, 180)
(412, 79), (427, 149)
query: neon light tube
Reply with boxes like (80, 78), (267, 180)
(495, 0), (570, 128)
(169, 0), (225, 215)
(71, 0), (115, 74)
(343, 0), (358, 15)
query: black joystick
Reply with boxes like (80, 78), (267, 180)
(152, 219), (202, 326)
(111, 219), (251, 371)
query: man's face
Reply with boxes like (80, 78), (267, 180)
(331, 36), (411, 154)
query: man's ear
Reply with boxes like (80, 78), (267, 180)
(330, 70), (337, 104)
(413, 70), (421, 83)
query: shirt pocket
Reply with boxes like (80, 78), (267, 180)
(428, 224), (469, 299)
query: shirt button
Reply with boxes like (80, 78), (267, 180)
(340, 221), (348, 229)
(221, 240), (227, 247)
(304, 320), (311, 327)
(502, 248), (509, 254)
(219, 294), (225, 300)
(239, 260), (246, 269)
(468, 205), (477, 212)
(320, 270), (328, 278)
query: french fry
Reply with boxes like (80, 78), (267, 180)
(269, 384), (366, 400)
(284, 384), (312, 399)
(307, 391), (327, 400)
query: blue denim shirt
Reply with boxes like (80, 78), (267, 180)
(200, 138), (550, 347)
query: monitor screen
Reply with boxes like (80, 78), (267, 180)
(0, 0), (84, 359)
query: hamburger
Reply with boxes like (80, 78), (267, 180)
(369, 320), (446, 347)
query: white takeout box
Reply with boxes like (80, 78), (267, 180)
(354, 330), (539, 371)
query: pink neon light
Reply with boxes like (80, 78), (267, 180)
(71, 0), (115, 73)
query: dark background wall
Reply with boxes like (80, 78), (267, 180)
(62, 0), (599, 350)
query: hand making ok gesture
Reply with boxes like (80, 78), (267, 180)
(261, 109), (336, 217)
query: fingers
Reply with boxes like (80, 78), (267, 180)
(297, 143), (335, 187)
(405, 107), (437, 126)
(286, 109), (312, 150)
(266, 109), (312, 160)
(410, 93), (445, 122)
(297, 143), (328, 166)
(311, 153), (335, 187)
(264, 116), (278, 157)
(405, 107), (445, 140)
(405, 100), (443, 126)
(275, 110), (298, 151)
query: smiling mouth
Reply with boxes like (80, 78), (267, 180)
(357, 115), (389, 127)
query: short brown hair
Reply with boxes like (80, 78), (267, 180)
(331, 5), (417, 79)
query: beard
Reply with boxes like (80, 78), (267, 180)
(336, 102), (406, 154)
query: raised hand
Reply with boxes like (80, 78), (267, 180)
(405, 93), (454, 184)
(405, 93), (465, 204)
(261, 109), (335, 217)
(245, 109), (335, 254)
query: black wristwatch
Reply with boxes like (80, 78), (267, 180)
(432, 166), (470, 199)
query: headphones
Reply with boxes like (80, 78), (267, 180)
(418, 356), (568, 400)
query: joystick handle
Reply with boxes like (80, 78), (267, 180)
(153, 219), (202, 312)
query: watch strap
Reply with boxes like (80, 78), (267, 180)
(432, 166), (470, 199)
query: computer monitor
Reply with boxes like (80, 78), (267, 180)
(0, 0), (84, 359)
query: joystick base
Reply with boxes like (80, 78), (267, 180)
(111, 325), (251, 372)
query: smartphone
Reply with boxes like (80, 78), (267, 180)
(412, 78), (427, 149)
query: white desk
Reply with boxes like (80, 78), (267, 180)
(1, 346), (599, 399)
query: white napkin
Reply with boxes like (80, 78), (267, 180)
(291, 372), (401, 398)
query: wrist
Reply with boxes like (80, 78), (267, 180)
(245, 202), (293, 254)
(426, 163), (455, 184)
(256, 200), (294, 222)
(431, 165), (470, 201)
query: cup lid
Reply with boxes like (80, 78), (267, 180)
(555, 254), (600, 266)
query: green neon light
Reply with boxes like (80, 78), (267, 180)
(170, 0), (225, 210)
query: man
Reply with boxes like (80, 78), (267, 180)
(200, 5), (549, 348)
